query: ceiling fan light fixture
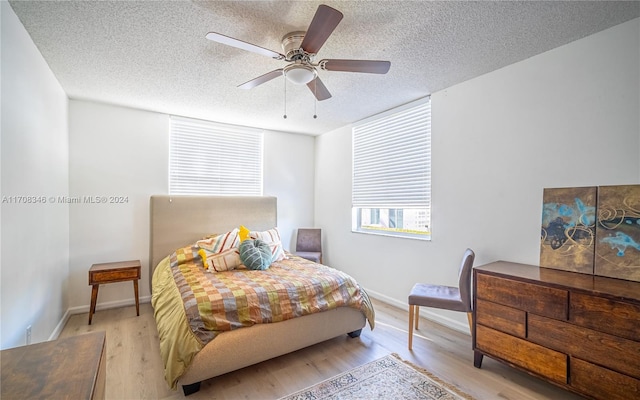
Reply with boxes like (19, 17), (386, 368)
(283, 64), (317, 85)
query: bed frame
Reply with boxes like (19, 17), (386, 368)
(149, 195), (366, 395)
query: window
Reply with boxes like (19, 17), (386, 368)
(352, 97), (431, 240)
(169, 116), (263, 195)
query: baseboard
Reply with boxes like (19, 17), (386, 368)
(364, 288), (470, 335)
(48, 295), (152, 341)
(48, 309), (72, 341)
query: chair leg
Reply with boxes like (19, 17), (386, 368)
(408, 304), (414, 350)
(415, 306), (420, 329)
(466, 312), (473, 335)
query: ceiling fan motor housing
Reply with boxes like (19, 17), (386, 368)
(281, 31), (312, 61)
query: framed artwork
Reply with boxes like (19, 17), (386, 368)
(540, 186), (597, 274)
(595, 184), (640, 282)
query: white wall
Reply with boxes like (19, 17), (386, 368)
(1, 2), (70, 349)
(68, 100), (169, 310)
(315, 18), (640, 332)
(68, 100), (316, 311)
(263, 129), (316, 250)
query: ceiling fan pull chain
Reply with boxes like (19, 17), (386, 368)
(283, 77), (287, 119)
(313, 79), (318, 119)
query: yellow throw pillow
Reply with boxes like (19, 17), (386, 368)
(239, 225), (251, 242)
(198, 248), (208, 267)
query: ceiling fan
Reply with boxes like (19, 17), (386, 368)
(205, 4), (391, 101)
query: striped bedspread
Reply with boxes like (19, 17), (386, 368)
(152, 244), (375, 388)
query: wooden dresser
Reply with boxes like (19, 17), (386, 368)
(1, 331), (106, 399)
(473, 261), (640, 400)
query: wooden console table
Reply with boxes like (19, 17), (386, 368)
(473, 261), (640, 400)
(1, 331), (106, 399)
(89, 260), (141, 324)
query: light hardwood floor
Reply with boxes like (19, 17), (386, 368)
(59, 299), (585, 400)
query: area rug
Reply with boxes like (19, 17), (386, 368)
(279, 353), (475, 400)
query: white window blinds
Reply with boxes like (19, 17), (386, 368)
(169, 116), (263, 195)
(352, 97), (431, 209)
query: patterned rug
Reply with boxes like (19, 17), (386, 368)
(279, 353), (475, 400)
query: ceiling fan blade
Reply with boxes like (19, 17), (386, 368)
(238, 69), (284, 89)
(300, 5), (343, 54)
(321, 59), (391, 74)
(307, 77), (332, 101)
(206, 32), (285, 60)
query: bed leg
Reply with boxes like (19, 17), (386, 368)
(347, 329), (362, 338)
(182, 382), (201, 396)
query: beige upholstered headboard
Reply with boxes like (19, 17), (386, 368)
(149, 195), (277, 284)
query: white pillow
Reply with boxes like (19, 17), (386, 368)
(197, 229), (242, 272)
(205, 248), (241, 272)
(196, 228), (239, 252)
(250, 227), (287, 262)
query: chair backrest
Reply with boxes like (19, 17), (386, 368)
(296, 228), (322, 252)
(457, 248), (476, 311)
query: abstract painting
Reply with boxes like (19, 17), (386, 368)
(595, 184), (640, 282)
(540, 186), (597, 274)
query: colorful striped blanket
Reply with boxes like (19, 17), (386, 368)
(152, 244), (375, 388)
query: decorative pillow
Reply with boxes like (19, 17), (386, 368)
(206, 248), (242, 272)
(197, 229), (242, 272)
(198, 248), (208, 266)
(250, 227), (287, 262)
(196, 228), (239, 253)
(239, 225), (251, 242)
(239, 239), (272, 270)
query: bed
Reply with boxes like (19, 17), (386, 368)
(149, 195), (374, 395)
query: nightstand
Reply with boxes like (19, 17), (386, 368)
(88, 260), (141, 325)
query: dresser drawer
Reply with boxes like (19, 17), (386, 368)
(476, 325), (567, 384)
(528, 314), (640, 379)
(571, 357), (640, 400)
(476, 274), (568, 320)
(475, 299), (526, 338)
(570, 292), (640, 342)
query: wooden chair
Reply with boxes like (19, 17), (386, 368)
(294, 228), (322, 263)
(408, 248), (475, 350)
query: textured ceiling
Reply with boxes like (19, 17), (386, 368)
(8, 1), (640, 136)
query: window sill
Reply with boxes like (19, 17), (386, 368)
(351, 229), (431, 241)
